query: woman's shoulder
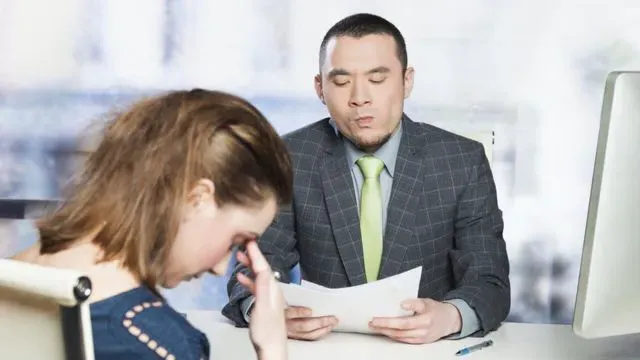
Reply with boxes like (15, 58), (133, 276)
(91, 287), (210, 360)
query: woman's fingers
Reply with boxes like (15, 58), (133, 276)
(244, 240), (288, 355)
(236, 250), (251, 267)
(245, 241), (270, 274)
(236, 272), (256, 295)
(237, 241), (280, 304)
(245, 241), (283, 309)
(235, 242), (264, 297)
(254, 264), (282, 308)
(253, 268), (270, 301)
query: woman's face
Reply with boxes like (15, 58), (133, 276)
(162, 179), (277, 288)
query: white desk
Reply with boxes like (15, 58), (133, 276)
(185, 311), (640, 360)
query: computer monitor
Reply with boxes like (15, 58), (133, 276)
(573, 71), (640, 339)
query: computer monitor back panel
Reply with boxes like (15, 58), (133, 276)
(573, 71), (640, 338)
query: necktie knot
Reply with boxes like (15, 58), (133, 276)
(356, 156), (384, 180)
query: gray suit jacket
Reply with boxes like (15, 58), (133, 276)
(223, 116), (510, 336)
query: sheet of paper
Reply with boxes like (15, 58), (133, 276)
(279, 266), (422, 334)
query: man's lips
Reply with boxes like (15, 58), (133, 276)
(355, 116), (374, 125)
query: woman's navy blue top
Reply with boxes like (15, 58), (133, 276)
(90, 286), (210, 359)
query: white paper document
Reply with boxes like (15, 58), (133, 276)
(279, 266), (422, 334)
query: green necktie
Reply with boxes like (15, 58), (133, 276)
(356, 155), (385, 282)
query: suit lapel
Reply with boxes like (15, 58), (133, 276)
(379, 117), (426, 279)
(320, 132), (367, 286)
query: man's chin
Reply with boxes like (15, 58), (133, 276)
(353, 133), (391, 152)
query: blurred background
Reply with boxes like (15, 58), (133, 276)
(2, 0), (639, 324)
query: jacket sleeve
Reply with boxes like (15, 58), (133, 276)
(442, 143), (511, 336)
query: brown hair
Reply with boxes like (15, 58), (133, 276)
(36, 89), (293, 289)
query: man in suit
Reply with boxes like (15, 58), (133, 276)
(223, 13), (510, 344)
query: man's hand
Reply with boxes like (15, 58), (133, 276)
(285, 306), (339, 341)
(369, 298), (462, 344)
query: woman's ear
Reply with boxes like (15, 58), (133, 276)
(187, 179), (215, 207)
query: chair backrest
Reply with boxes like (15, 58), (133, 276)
(0, 259), (95, 360)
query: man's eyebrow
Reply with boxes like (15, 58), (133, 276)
(327, 66), (391, 79)
(366, 66), (391, 75)
(327, 68), (350, 78)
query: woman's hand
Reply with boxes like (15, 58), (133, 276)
(236, 241), (287, 360)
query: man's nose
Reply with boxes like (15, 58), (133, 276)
(349, 81), (372, 107)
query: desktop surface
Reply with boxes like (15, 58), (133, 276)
(185, 311), (640, 360)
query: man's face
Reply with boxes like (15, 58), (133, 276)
(315, 34), (414, 151)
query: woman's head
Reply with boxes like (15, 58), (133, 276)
(37, 89), (293, 289)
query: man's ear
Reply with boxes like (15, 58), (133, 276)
(314, 74), (325, 104)
(403, 66), (415, 99)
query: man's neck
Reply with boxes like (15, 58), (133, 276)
(358, 139), (389, 154)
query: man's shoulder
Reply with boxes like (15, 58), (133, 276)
(281, 118), (332, 147)
(405, 118), (485, 153)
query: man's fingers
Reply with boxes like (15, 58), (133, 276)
(369, 325), (428, 342)
(236, 272), (256, 294)
(401, 298), (430, 314)
(391, 335), (432, 345)
(287, 316), (338, 334)
(369, 315), (424, 330)
(285, 306), (312, 319)
(288, 324), (333, 341)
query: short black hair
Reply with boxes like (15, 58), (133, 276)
(318, 13), (408, 72)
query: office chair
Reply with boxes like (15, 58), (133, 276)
(0, 259), (95, 360)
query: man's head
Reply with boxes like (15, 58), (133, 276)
(315, 13), (414, 152)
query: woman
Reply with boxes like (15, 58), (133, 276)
(11, 89), (291, 359)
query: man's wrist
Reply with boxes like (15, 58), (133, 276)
(443, 301), (463, 335)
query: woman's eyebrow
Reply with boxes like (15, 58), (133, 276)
(229, 232), (259, 250)
(239, 231), (259, 241)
